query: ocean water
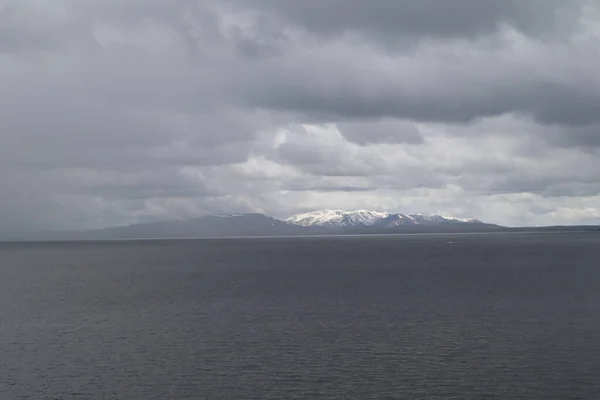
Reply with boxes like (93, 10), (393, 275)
(1, 233), (599, 399)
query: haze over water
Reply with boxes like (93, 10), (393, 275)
(2, 233), (599, 399)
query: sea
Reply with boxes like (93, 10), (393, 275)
(1, 232), (599, 399)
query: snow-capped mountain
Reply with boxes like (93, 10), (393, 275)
(285, 209), (390, 227)
(285, 209), (482, 228)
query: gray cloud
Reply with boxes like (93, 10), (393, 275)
(1, 0), (600, 233)
(233, 0), (584, 41)
(234, 35), (600, 132)
(337, 119), (423, 145)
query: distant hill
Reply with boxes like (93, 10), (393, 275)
(69, 213), (307, 239)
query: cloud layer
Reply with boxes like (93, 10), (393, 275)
(2, 0), (600, 233)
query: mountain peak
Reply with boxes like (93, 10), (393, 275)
(285, 209), (390, 227)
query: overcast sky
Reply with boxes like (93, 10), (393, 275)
(2, 0), (600, 233)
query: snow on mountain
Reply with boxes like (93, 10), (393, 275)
(285, 209), (390, 227)
(286, 210), (482, 227)
(406, 213), (480, 224)
(378, 213), (481, 227)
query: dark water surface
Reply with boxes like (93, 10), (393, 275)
(1, 233), (600, 399)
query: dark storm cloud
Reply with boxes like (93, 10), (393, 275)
(221, 1), (600, 144)
(234, 42), (600, 134)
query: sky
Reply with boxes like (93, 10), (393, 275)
(2, 0), (600, 233)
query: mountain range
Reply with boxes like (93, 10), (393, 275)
(5, 209), (600, 241)
(13, 209), (505, 241)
